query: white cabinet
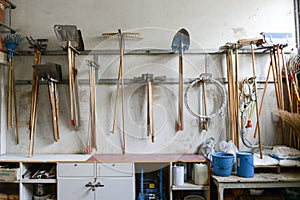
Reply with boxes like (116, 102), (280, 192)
(57, 162), (135, 200)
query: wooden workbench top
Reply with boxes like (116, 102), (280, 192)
(0, 153), (207, 163)
(211, 171), (300, 183)
(87, 153), (207, 163)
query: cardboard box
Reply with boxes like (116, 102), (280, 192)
(0, 168), (20, 181)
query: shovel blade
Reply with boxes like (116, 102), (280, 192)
(54, 25), (84, 50)
(33, 62), (62, 82)
(171, 28), (190, 52)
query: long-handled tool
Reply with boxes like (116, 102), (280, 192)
(26, 37), (47, 156)
(238, 38), (264, 158)
(29, 63), (62, 157)
(86, 60), (99, 153)
(134, 74), (166, 142)
(54, 25), (84, 130)
(171, 28), (190, 131)
(104, 30), (141, 153)
(4, 33), (23, 144)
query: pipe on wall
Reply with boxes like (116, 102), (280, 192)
(295, 0), (300, 52)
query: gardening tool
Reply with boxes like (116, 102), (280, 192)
(133, 74), (166, 142)
(104, 29), (141, 153)
(250, 43), (262, 158)
(184, 73), (226, 128)
(279, 45), (294, 145)
(54, 25), (83, 130)
(220, 43), (237, 144)
(103, 30), (141, 135)
(26, 37), (47, 132)
(26, 37), (47, 157)
(86, 60), (99, 153)
(54, 25), (84, 51)
(29, 62), (62, 157)
(4, 33), (23, 144)
(171, 28), (190, 131)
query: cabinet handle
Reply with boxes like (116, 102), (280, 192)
(95, 182), (104, 188)
(85, 182), (93, 187)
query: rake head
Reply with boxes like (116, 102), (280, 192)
(3, 33), (23, 51)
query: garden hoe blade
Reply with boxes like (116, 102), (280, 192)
(171, 28), (190, 131)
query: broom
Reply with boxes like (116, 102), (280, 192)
(4, 33), (23, 144)
(275, 110), (300, 137)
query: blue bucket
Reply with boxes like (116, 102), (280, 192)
(212, 152), (234, 177)
(236, 151), (254, 178)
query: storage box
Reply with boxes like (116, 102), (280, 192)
(0, 168), (20, 181)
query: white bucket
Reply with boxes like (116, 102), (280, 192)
(172, 166), (184, 186)
(193, 163), (208, 185)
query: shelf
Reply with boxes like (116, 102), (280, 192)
(22, 179), (57, 184)
(172, 181), (210, 191)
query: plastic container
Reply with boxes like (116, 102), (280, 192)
(212, 152), (234, 176)
(193, 163), (208, 185)
(172, 165), (184, 186)
(236, 151), (254, 178)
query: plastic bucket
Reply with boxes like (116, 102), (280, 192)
(212, 152), (234, 176)
(236, 151), (254, 178)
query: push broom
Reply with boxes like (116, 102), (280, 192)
(4, 33), (23, 144)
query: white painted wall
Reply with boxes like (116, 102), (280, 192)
(2, 0), (296, 155)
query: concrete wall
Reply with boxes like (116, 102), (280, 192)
(2, 0), (296, 155)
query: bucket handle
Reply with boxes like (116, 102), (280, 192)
(215, 160), (235, 170)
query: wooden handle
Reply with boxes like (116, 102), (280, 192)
(148, 80), (154, 142)
(11, 58), (19, 144)
(202, 81), (208, 131)
(68, 44), (74, 127)
(250, 44), (263, 159)
(7, 58), (12, 129)
(48, 81), (59, 141)
(177, 54), (184, 131)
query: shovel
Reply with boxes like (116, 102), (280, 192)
(32, 63), (62, 141)
(171, 28), (190, 131)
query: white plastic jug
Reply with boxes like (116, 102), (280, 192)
(193, 163), (208, 185)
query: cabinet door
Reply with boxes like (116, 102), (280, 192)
(58, 178), (95, 200)
(95, 177), (135, 200)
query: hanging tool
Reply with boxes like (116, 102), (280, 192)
(4, 33), (23, 144)
(171, 28), (190, 131)
(86, 60), (100, 153)
(54, 25), (84, 130)
(29, 63), (62, 157)
(184, 73), (226, 127)
(26, 37), (48, 157)
(220, 43), (238, 145)
(103, 29), (141, 153)
(133, 74), (166, 142)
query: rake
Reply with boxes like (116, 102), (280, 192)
(4, 33), (23, 144)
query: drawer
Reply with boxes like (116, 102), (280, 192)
(97, 163), (133, 177)
(57, 163), (95, 177)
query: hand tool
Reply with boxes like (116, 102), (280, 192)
(104, 29), (141, 153)
(171, 28), (190, 131)
(86, 60), (100, 153)
(237, 38), (264, 158)
(184, 73), (226, 127)
(54, 25), (83, 130)
(250, 43), (263, 158)
(29, 62), (62, 157)
(133, 74), (166, 142)
(4, 33), (23, 144)
(26, 37), (47, 157)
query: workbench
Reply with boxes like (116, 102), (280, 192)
(211, 172), (300, 200)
